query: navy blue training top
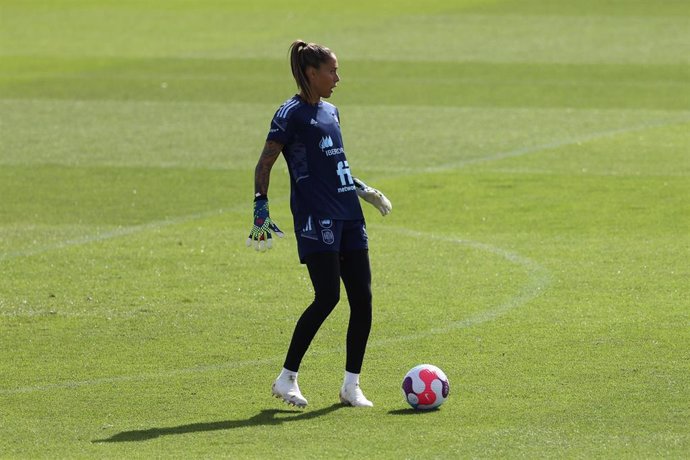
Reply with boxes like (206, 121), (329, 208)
(266, 95), (364, 231)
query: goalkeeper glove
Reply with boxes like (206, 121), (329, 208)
(353, 177), (392, 216)
(246, 196), (284, 251)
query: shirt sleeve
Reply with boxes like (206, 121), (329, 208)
(266, 110), (292, 145)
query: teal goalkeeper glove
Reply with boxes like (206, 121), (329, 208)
(353, 178), (392, 216)
(246, 196), (284, 251)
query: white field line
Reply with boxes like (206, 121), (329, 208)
(368, 227), (552, 346)
(388, 115), (690, 174)
(0, 227), (550, 395)
(0, 207), (240, 263)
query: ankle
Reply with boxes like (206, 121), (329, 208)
(343, 371), (360, 387)
(278, 367), (298, 381)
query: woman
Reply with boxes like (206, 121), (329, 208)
(247, 40), (392, 408)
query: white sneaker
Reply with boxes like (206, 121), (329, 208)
(339, 383), (373, 407)
(272, 375), (308, 408)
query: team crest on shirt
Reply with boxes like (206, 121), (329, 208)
(321, 229), (335, 245)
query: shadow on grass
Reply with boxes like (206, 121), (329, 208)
(388, 408), (440, 415)
(93, 403), (343, 443)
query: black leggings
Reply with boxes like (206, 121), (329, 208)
(283, 250), (372, 374)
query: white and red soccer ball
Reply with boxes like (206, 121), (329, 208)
(402, 364), (450, 410)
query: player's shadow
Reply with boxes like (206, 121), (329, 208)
(93, 403), (343, 443)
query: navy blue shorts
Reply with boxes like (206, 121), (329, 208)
(296, 217), (368, 263)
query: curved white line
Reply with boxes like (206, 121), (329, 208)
(0, 228), (550, 394)
(370, 227), (551, 346)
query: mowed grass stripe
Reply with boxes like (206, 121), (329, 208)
(1, 56), (687, 110)
(2, 98), (687, 172)
(2, 5), (688, 64)
(1, 106), (685, 262)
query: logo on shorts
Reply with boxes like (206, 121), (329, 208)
(321, 229), (335, 245)
(300, 215), (318, 240)
(319, 219), (333, 229)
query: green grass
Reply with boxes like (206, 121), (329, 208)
(1, 0), (688, 458)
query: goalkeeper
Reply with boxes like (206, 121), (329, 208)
(246, 39), (391, 409)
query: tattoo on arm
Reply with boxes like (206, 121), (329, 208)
(254, 141), (283, 196)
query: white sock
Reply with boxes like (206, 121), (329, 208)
(344, 371), (360, 387)
(278, 368), (298, 380)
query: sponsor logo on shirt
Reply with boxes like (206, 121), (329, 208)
(319, 136), (333, 149)
(336, 161), (356, 193)
(319, 136), (344, 157)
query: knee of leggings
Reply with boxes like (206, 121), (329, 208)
(314, 290), (340, 311)
(348, 287), (372, 311)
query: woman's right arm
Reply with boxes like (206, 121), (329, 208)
(247, 140), (285, 250)
(254, 140), (284, 197)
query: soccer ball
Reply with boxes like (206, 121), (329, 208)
(402, 364), (450, 410)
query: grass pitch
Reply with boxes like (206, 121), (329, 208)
(1, 0), (688, 458)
